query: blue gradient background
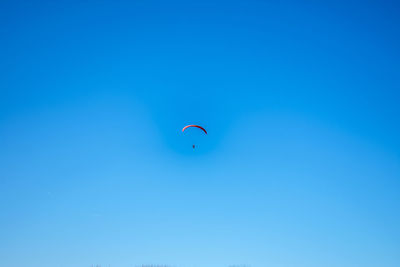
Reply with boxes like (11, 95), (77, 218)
(1, 1), (400, 266)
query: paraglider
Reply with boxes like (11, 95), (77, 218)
(182, 125), (207, 149)
(182, 125), (207, 134)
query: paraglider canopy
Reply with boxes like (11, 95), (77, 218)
(182, 125), (207, 134)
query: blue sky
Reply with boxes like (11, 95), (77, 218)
(1, 0), (400, 266)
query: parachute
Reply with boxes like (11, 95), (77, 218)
(182, 125), (207, 134)
(182, 125), (207, 149)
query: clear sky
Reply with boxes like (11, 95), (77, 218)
(1, 1), (400, 266)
